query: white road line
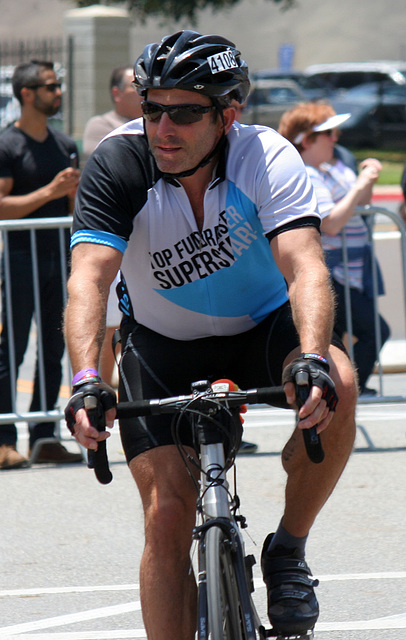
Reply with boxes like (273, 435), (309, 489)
(0, 601), (141, 637)
(242, 406), (406, 427)
(0, 584), (139, 598)
(316, 571), (406, 581)
(3, 616), (406, 638)
(316, 612), (406, 631)
(0, 634), (146, 639)
(2, 571), (404, 600)
(1, 573), (405, 637)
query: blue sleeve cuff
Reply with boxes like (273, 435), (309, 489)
(70, 229), (127, 254)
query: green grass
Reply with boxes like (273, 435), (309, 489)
(350, 149), (406, 185)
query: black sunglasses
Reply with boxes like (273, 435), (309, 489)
(141, 100), (215, 125)
(26, 82), (62, 93)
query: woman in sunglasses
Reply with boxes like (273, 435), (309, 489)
(65, 31), (357, 640)
(279, 102), (390, 396)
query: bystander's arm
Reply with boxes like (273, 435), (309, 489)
(0, 168), (79, 220)
(321, 162), (380, 236)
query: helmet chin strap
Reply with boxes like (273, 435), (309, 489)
(163, 133), (226, 180)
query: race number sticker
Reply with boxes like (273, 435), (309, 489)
(208, 50), (238, 74)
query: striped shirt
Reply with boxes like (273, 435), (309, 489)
(306, 160), (368, 291)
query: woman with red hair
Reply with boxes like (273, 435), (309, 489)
(279, 103), (390, 396)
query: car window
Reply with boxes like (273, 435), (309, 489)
(247, 85), (302, 106)
(308, 70), (406, 93)
(267, 87), (301, 104)
(377, 104), (406, 123)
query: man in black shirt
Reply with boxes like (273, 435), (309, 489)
(0, 59), (81, 468)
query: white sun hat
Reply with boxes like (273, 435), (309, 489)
(293, 113), (351, 145)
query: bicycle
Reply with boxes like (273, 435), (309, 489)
(82, 372), (324, 640)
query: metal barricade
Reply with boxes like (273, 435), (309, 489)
(1, 209), (405, 460)
(341, 205), (406, 404)
(0, 216), (77, 461)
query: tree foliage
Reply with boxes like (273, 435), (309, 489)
(75, 0), (296, 24)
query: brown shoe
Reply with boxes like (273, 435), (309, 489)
(32, 442), (83, 464)
(0, 445), (27, 470)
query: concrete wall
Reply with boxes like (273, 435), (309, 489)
(63, 6), (130, 140)
(2, 0), (406, 73)
(127, 0), (406, 73)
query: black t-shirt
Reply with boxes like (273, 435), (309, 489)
(0, 124), (78, 252)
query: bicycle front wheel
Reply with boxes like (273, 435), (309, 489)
(204, 525), (257, 640)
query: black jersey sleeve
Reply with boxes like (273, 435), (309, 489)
(73, 132), (158, 242)
(265, 216), (321, 242)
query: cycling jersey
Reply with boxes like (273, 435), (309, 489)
(71, 119), (319, 340)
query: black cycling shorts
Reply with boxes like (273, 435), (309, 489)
(118, 302), (345, 463)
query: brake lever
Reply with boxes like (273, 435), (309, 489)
(84, 394), (113, 484)
(295, 369), (325, 464)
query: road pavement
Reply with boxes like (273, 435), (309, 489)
(0, 372), (405, 639)
(1, 184), (405, 638)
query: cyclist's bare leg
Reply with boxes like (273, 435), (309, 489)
(281, 344), (357, 537)
(129, 445), (199, 640)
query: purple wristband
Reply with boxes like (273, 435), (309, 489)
(72, 368), (100, 386)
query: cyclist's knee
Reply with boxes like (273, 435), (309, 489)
(329, 348), (358, 415)
(144, 493), (195, 557)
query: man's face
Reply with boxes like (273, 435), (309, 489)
(144, 88), (223, 175)
(32, 68), (62, 117)
(114, 69), (142, 120)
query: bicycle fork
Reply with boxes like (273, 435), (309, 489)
(194, 442), (259, 639)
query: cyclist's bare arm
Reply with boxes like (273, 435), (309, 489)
(270, 225), (335, 430)
(0, 170), (80, 220)
(64, 242), (121, 446)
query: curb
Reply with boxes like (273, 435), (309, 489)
(376, 340), (406, 373)
(372, 185), (403, 204)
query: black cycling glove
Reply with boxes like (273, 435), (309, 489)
(282, 354), (339, 412)
(65, 380), (117, 435)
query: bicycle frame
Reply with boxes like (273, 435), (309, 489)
(189, 390), (260, 640)
(85, 378), (322, 639)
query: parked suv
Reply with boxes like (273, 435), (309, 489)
(331, 81), (406, 148)
(304, 61), (406, 95)
(239, 78), (307, 130)
(251, 69), (328, 100)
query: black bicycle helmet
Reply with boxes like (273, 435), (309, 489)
(133, 30), (250, 104)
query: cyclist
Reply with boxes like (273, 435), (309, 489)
(65, 31), (357, 640)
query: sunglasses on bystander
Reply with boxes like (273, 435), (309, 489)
(25, 82), (62, 93)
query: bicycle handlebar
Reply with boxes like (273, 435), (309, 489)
(84, 394), (113, 485)
(116, 385), (290, 418)
(87, 382), (324, 484)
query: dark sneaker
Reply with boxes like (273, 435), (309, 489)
(261, 533), (319, 636)
(31, 442), (83, 464)
(238, 440), (258, 454)
(0, 445), (27, 470)
(360, 387), (377, 397)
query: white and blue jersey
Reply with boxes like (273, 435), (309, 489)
(71, 119), (320, 340)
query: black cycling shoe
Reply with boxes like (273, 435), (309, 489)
(261, 533), (319, 637)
